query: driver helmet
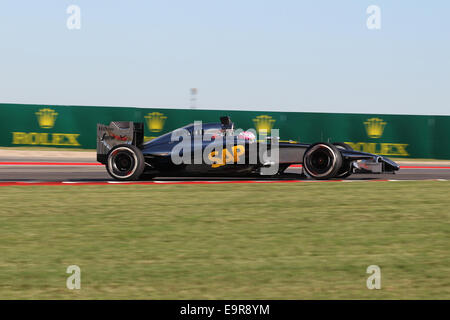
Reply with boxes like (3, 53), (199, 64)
(237, 131), (256, 142)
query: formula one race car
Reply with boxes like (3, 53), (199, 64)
(97, 116), (399, 181)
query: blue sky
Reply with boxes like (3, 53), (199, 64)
(0, 1), (449, 115)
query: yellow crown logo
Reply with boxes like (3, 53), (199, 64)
(35, 108), (58, 129)
(364, 118), (387, 138)
(145, 112), (167, 132)
(252, 115), (276, 134)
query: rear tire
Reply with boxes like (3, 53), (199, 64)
(303, 142), (343, 180)
(106, 144), (145, 181)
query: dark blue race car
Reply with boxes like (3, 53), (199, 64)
(97, 116), (399, 181)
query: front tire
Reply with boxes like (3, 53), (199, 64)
(303, 142), (343, 180)
(333, 142), (353, 179)
(106, 144), (145, 181)
(333, 142), (352, 151)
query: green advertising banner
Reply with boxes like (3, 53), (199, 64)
(0, 103), (449, 159)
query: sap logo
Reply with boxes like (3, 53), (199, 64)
(208, 145), (245, 168)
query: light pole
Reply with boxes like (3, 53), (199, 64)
(190, 88), (197, 109)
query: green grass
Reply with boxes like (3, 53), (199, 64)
(0, 181), (449, 299)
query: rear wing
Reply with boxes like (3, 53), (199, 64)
(97, 122), (144, 164)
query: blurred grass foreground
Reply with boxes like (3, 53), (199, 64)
(0, 181), (449, 299)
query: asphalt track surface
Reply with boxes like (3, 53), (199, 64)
(1, 158), (450, 184)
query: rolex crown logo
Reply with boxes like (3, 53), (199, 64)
(364, 118), (387, 139)
(252, 115), (276, 134)
(35, 108), (58, 129)
(145, 112), (167, 132)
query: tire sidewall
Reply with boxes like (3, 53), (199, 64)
(333, 142), (353, 178)
(303, 142), (343, 179)
(106, 144), (145, 181)
(333, 142), (352, 151)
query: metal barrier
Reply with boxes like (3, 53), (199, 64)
(1, 103), (449, 159)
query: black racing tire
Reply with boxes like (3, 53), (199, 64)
(333, 142), (353, 179)
(303, 142), (343, 180)
(106, 144), (145, 181)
